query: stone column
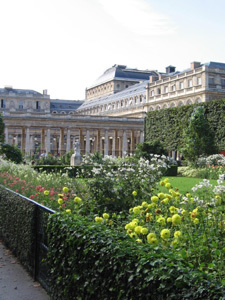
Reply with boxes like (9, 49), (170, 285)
(41, 128), (45, 153)
(96, 129), (101, 153)
(4, 127), (8, 144)
(66, 128), (71, 153)
(79, 128), (84, 154)
(113, 129), (118, 157)
(122, 130), (127, 157)
(21, 127), (26, 153)
(140, 130), (144, 144)
(25, 127), (30, 154)
(59, 128), (64, 155)
(30, 135), (34, 154)
(46, 128), (51, 154)
(104, 130), (109, 156)
(130, 130), (135, 155)
(85, 129), (90, 154)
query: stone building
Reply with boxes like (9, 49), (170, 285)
(77, 61), (225, 117)
(1, 61), (225, 157)
(1, 87), (143, 157)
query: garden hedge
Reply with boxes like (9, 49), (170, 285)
(47, 213), (225, 300)
(0, 186), (36, 274)
(145, 98), (225, 152)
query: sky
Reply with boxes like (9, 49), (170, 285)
(1, 0), (225, 100)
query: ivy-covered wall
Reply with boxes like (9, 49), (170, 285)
(144, 99), (225, 152)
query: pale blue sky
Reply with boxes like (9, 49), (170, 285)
(0, 0), (224, 100)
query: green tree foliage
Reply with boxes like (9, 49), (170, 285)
(145, 99), (225, 153)
(0, 113), (4, 143)
(135, 140), (167, 159)
(0, 144), (23, 164)
(181, 106), (217, 164)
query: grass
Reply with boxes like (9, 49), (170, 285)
(160, 176), (218, 195)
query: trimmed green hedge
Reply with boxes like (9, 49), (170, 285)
(165, 165), (178, 176)
(47, 213), (225, 300)
(145, 99), (225, 152)
(0, 186), (36, 274)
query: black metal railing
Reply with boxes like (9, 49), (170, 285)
(0, 186), (55, 291)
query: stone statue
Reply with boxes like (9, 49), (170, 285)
(70, 141), (82, 165)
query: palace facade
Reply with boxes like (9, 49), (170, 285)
(1, 61), (225, 157)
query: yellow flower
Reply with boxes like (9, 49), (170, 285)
(108, 220), (113, 226)
(149, 237), (158, 246)
(74, 196), (82, 203)
(136, 239), (142, 243)
(161, 198), (169, 204)
(160, 180), (165, 186)
(44, 190), (49, 196)
(186, 193), (191, 198)
(141, 201), (148, 207)
(171, 239), (178, 246)
(133, 207), (141, 214)
(174, 231), (182, 238)
(160, 229), (170, 240)
(193, 218), (199, 224)
(158, 193), (165, 199)
(132, 191), (137, 196)
(134, 226), (142, 234)
(132, 218), (139, 224)
(172, 214), (181, 225)
(169, 206), (178, 214)
(164, 178), (169, 183)
(165, 183), (171, 189)
(58, 198), (63, 205)
(63, 187), (69, 193)
(129, 232), (137, 239)
(157, 217), (166, 226)
(141, 228), (148, 235)
(95, 216), (103, 223)
(147, 233), (156, 243)
(103, 213), (109, 219)
(58, 194), (63, 198)
(169, 189), (177, 197)
(151, 196), (159, 203)
(167, 217), (172, 223)
(66, 209), (71, 214)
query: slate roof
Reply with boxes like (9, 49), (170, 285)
(78, 80), (148, 110)
(50, 99), (84, 113)
(88, 64), (159, 88)
(0, 87), (43, 96)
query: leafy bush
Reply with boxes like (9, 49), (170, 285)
(82, 154), (168, 213)
(181, 106), (217, 165)
(196, 154), (225, 168)
(136, 140), (168, 159)
(0, 143), (23, 164)
(47, 212), (225, 300)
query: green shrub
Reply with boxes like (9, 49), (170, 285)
(47, 213), (225, 300)
(0, 144), (23, 164)
(136, 140), (167, 159)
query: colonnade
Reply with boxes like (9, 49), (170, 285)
(4, 125), (144, 157)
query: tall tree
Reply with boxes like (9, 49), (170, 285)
(181, 106), (217, 165)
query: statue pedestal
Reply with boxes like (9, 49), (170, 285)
(70, 154), (82, 166)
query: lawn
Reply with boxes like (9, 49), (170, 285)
(160, 176), (218, 194)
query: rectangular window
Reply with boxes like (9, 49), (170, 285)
(179, 82), (184, 89)
(1, 99), (5, 108)
(209, 77), (214, 84)
(221, 78), (225, 86)
(36, 101), (40, 109)
(197, 77), (202, 85)
(171, 84), (176, 91)
(19, 100), (23, 109)
(150, 90), (154, 96)
(188, 79), (193, 87)
(164, 86), (168, 93)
